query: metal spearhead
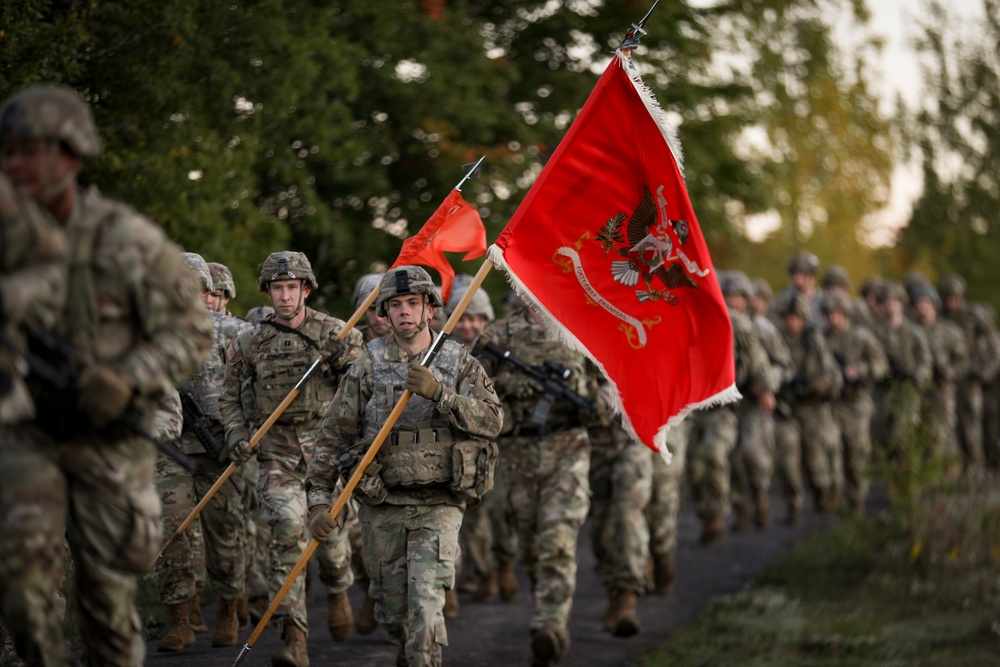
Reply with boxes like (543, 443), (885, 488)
(619, 1), (659, 50)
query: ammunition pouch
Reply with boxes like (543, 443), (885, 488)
(354, 460), (388, 506)
(450, 439), (499, 504)
(378, 425), (456, 489)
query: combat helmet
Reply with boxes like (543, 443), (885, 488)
(787, 250), (819, 275)
(820, 291), (852, 316)
(821, 265), (850, 290)
(352, 273), (384, 309)
(208, 262), (236, 299)
(258, 251), (318, 292)
(778, 293), (812, 319)
(181, 252), (214, 293)
(751, 277), (773, 301)
(721, 270), (753, 299)
(446, 283), (495, 321)
(876, 280), (907, 305)
(375, 265), (443, 317)
(937, 274), (966, 299)
(910, 282), (940, 308)
(0, 85), (101, 158)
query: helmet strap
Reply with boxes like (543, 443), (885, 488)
(390, 296), (429, 341)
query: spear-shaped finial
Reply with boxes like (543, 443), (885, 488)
(619, 1), (659, 50)
(455, 155), (486, 192)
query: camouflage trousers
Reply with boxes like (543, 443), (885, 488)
(831, 394), (875, 512)
(646, 423), (689, 560)
(0, 423), (161, 667)
(241, 457), (271, 601)
(458, 499), (494, 584)
(502, 426), (590, 633)
(687, 408), (738, 524)
(488, 462), (518, 567)
(731, 405), (775, 519)
(794, 401), (841, 504)
(955, 378), (985, 471)
(257, 448), (354, 634)
(359, 503), (463, 667)
(588, 437), (651, 595)
(154, 452), (246, 604)
(773, 415), (806, 517)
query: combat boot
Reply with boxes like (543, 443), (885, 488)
(326, 591), (353, 641)
(237, 591), (250, 630)
(189, 591), (208, 633)
(443, 588), (460, 619)
(653, 553), (676, 595)
(611, 591), (641, 638)
(699, 516), (725, 545)
(602, 593), (620, 633)
(157, 601), (195, 652)
(211, 598), (240, 647)
(531, 624), (569, 667)
(271, 625), (309, 667)
(497, 560), (520, 602)
(472, 570), (497, 602)
(355, 589), (377, 635)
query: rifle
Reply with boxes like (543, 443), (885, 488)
(13, 328), (195, 472)
(473, 336), (596, 427)
(178, 388), (224, 461)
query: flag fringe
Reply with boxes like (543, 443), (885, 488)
(489, 244), (739, 466)
(615, 50), (684, 174)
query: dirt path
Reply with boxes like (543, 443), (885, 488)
(145, 489), (838, 667)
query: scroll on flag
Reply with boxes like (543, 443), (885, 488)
(489, 50), (739, 458)
(391, 188), (487, 303)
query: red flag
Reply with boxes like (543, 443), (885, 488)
(491, 52), (738, 457)
(391, 188), (487, 303)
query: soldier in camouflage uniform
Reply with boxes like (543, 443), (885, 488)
(912, 284), (969, 476)
(775, 294), (842, 520)
(220, 251), (364, 667)
(723, 272), (781, 531)
(584, 364), (650, 638)
(821, 292), (888, 516)
(153, 253), (253, 652)
(644, 421), (688, 595)
(207, 261), (238, 317)
(771, 251), (822, 325)
(352, 272), (390, 343)
(0, 84), (213, 667)
(689, 277), (771, 543)
(938, 274), (1000, 473)
(478, 301), (590, 667)
(871, 281), (932, 461)
(306, 266), (502, 667)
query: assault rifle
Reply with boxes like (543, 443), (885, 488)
(179, 388), (224, 461)
(14, 328), (195, 471)
(472, 335), (598, 427)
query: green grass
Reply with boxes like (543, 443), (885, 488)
(637, 482), (1000, 667)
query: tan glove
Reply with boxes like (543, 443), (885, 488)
(77, 365), (133, 429)
(508, 374), (543, 400)
(226, 439), (255, 465)
(405, 363), (442, 401)
(308, 505), (342, 542)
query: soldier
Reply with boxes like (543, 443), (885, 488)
(689, 275), (771, 543)
(478, 299), (590, 667)
(220, 251), (364, 667)
(821, 291), (889, 516)
(723, 271), (780, 531)
(0, 84), (213, 667)
(352, 272), (390, 342)
(775, 294), (842, 519)
(912, 283), (968, 477)
(154, 252), (253, 651)
(858, 276), (885, 330)
(644, 422), (689, 595)
(306, 266), (502, 667)
(821, 265), (870, 327)
(871, 281), (932, 461)
(750, 277), (773, 320)
(584, 365), (651, 638)
(771, 251), (822, 325)
(938, 274), (1000, 473)
(207, 261), (238, 317)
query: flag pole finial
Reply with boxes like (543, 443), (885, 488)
(619, 1), (659, 50)
(456, 155), (486, 192)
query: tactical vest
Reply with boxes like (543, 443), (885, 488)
(363, 337), (462, 488)
(248, 311), (343, 422)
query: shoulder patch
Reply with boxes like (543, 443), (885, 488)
(226, 337), (241, 363)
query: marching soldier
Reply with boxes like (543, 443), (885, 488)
(207, 261), (238, 317)
(771, 251), (822, 325)
(0, 84), (213, 667)
(306, 266), (502, 667)
(220, 251), (363, 667)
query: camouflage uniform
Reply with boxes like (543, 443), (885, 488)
(939, 275), (1000, 471)
(688, 304), (770, 542)
(644, 421), (689, 594)
(477, 305), (590, 665)
(307, 267), (502, 667)
(219, 252), (363, 655)
(0, 85), (213, 667)
(154, 253), (252, 650)
(912, 285), (969, 470)
(872, 281), (932, 460)
(584, 364), (650, 636)
(821, 292), (888, 515)
(208, 261), (237, 318)
(770, 251), (823, 325)
(776, 294), (843, 518)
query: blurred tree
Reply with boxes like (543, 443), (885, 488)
(897, 0), (1000, 312)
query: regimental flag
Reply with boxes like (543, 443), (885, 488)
(392, 188), (487, 303)
(490, 50), (738, 459)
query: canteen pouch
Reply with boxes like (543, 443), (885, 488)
(450, 439), (499, 503)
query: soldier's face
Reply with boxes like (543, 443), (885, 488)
(791, 271), (815, 292)
(267, 279), (310, 320)
(783, 313), (805, 336)
(365, 306), (391, 338)
(0, 138), (80, 202)
(204, 291), (221, 312)
(387, 294), (429, 336)
(454, 313), (488, 344)
(915, 298), (936, 324)
(826, 310), (848, 332)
